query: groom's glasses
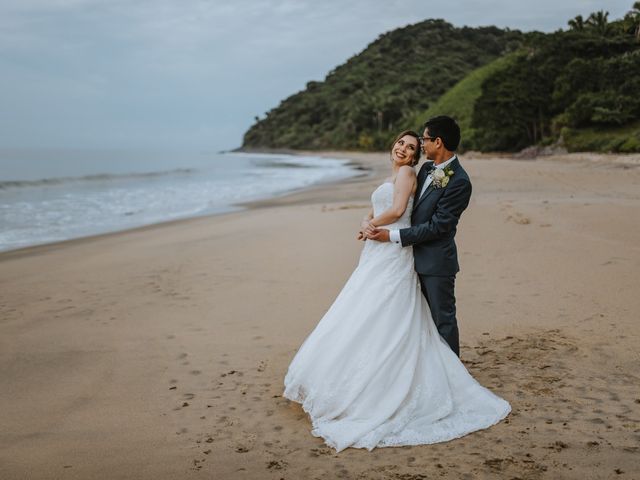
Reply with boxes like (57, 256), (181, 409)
(421, 136), (438, 144)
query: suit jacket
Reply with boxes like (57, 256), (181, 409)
(399, 157), (472, 276)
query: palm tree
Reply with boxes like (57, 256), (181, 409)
(627, 1), (640, 39)
(568, 14), (585, 31)
(586, 10), (611, 36)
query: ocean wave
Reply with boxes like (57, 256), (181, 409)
(0, 168), (197, 189)
(256, 160), (314, 169)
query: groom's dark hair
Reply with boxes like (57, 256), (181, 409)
(423, 116), (460, 152)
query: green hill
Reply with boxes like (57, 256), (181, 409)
(242, 20), (523, 151)
(242, 7), (640, 153)
(470, 14), (640, 152)
(562, 121), (640, 153)
(409, 53), (518, 151)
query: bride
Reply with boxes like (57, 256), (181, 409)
(283, 130), (511, 452)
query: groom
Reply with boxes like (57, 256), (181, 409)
(369, 116), (471, 357)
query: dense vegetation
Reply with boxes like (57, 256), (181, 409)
(412, 54), (517, 151)
(472, 7), (640, 152)
(242, 5), (640, 153)
(242, 20), (523, 150)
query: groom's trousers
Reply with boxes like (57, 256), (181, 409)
(418, 274), (459, 357)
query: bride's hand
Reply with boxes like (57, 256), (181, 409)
(364, 222), (377, 237)
(356, 231), (366, 241)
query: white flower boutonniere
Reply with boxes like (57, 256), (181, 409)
(431, 166), (455, 188)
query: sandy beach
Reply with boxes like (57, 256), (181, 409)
(1, 151), (639, 479)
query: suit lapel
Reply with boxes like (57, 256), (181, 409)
(414, 161), (433, 204)
(414, 182), (437, 210)
(447, 157), (460, 173)
(414, 157), (460, 210)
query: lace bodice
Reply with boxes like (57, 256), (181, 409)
(371, 182), (413, 229)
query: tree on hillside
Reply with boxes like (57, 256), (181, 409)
(568, 14), (585, 31)
(625, 1), (640, 39)
(471, 23), (640, 152)
(586, 10), (611, 36)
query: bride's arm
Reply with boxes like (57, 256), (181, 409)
(360, 208), (374, 230)
(357, 208), (374, 240)
(369, 166), (416, 227)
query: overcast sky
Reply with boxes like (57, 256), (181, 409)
(0, 0), (633, 151)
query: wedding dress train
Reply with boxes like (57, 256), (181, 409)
(283, 182), (511, 452)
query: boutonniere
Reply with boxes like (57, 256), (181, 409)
(431, 166), (455, 188)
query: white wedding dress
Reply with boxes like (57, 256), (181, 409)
(283, 181), (511, 452)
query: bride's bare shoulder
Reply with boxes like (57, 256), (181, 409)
(396, 165), (417, 182)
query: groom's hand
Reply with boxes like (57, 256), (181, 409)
(368, 228), (390, 242)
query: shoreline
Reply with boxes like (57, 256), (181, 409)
(3, 149), (637, 260)
(0, 151), (375, 260)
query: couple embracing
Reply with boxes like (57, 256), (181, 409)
(284, 116), (511, 452)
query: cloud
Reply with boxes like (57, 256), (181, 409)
(0, 0), (633, 149)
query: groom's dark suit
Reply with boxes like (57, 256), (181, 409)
(398, 157), (471, 356)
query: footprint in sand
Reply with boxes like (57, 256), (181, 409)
(309, 447), (333, 457)
(548, 440), (568, 452)
(216, 415), (230, 424)
(266, 459), (288, 470)
(233, 432), (257, 453)
(484, 457), (516, 471)
(504, 207), (531, 224)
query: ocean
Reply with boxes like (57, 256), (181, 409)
(0, 148), (361, 252)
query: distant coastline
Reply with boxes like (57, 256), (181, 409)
(2, 148), (637, 258)
(0, 151), (362, 254)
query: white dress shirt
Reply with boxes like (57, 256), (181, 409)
(388, 155), (457, 245)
